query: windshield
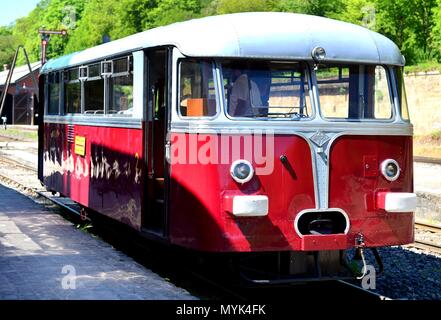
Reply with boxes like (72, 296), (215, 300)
(316, 64), (393, 121)
(221, 60), (311, 119)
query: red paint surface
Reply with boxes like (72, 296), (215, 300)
(42, 124), (414, 252)
(168, 133), (316, 251)
(301, 234), (347, 251)
(42, 122), (144, 229)
(328, 135), (414, 247)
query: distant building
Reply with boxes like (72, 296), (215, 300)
(0, 62), (41, 125)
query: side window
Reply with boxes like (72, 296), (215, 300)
(179, 60), (217, 117)
(62, 56), (134, 116)
(48, 72), (60, 115)
(65, 68), (81, 114)
(84, 63), (104, 115)
(109, 57), (133, 116)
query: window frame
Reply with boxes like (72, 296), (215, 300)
(83, 63), (105, 116)
(315, 63), (396, 123)
(63, 68), (82, 115)
(57, 54), (134, 118)
(177, 58), (220, 120)
(109, 75), (134, 116)
(219, 60), (315, 121)
(108, 55), (133, 116)
(47, 71), (61, 115)
(392, 66), (410, 122)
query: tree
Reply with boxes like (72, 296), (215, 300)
(110, 0), (157, 39)
(216, 0), (275, 14)
(339, 0), (375, 27)
(144, 0), (202, 29)
(12, 0), (86, 64)
(64, 0), (118, 53)
(278, 0), (345, 18)
(432, 0), (441, 59)
(373, 0), (415, 60)
(412, 0), (437, 59)
(0, 26), (16, 67)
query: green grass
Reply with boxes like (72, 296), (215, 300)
(414, 131), (441, 158)
(404, 61), (441, 74)
(430, 130), (441, 139)
(0, 128), (37, 141)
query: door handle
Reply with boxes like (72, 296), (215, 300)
(165, 140), (171, 164)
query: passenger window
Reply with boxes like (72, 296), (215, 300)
(110, 75), (133, 116)
(65, 69), (81, 114)
(179, 60), (217, 117)
(84, 64), (104, 115)
(109, 57), (133, 116)
(47, 72), (60, 115)
(317, 65), (392, 120)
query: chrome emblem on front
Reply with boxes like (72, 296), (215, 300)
(310, 131), (330, 147)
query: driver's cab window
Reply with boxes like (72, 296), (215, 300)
(316, 64), (393, 120)
(221, 60), (311, 119)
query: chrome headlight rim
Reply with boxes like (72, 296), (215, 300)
(380, 159), (401, 182)
(230, 159), (254, 184)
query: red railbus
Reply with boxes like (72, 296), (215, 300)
(39, 12), (416, 283)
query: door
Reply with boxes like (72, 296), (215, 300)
(142, 48), (169, 235)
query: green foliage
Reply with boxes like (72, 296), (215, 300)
(144, 0), (203, 29)
(0, 26), (16, 67)
(404, 60), (441, 73)
(12, 0), (86, 64)
(432, 0), (441, 59)
(1, 0), (441, 68)
(217, 0), (276, 14)
(278, 0), (345, 18)
(64, 0), (118, 53)
(373, 0), (437, 64)
(339, 0), (375, 27)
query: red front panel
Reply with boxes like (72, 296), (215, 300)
(169, 133), (414, 252)
(328, 135), (414, 247)
(42, 122), (144, 230)
(169, 133), (316, 251)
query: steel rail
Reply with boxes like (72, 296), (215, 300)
(414, 156), (441, 165)
(415, 221), (441, 233)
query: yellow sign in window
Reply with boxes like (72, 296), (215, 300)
(74, 136), (86, 156)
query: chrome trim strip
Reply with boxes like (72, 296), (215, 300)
(44, 115), (143, 129)
(293, 208), (350, 238)
(169, 123), (413, 136)
(132, 51), (146, 119)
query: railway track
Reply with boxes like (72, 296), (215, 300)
(0, 152), (389, 301)
(412, 221), (441, 254)
(414, 156), (441, 165)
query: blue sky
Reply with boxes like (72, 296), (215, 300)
(0, 0), (40, 26)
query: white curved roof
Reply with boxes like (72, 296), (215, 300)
(41, 12), (404, 73)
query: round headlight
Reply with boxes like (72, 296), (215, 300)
(230, 160), (254, 184)
(380, 159), (400, 181)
